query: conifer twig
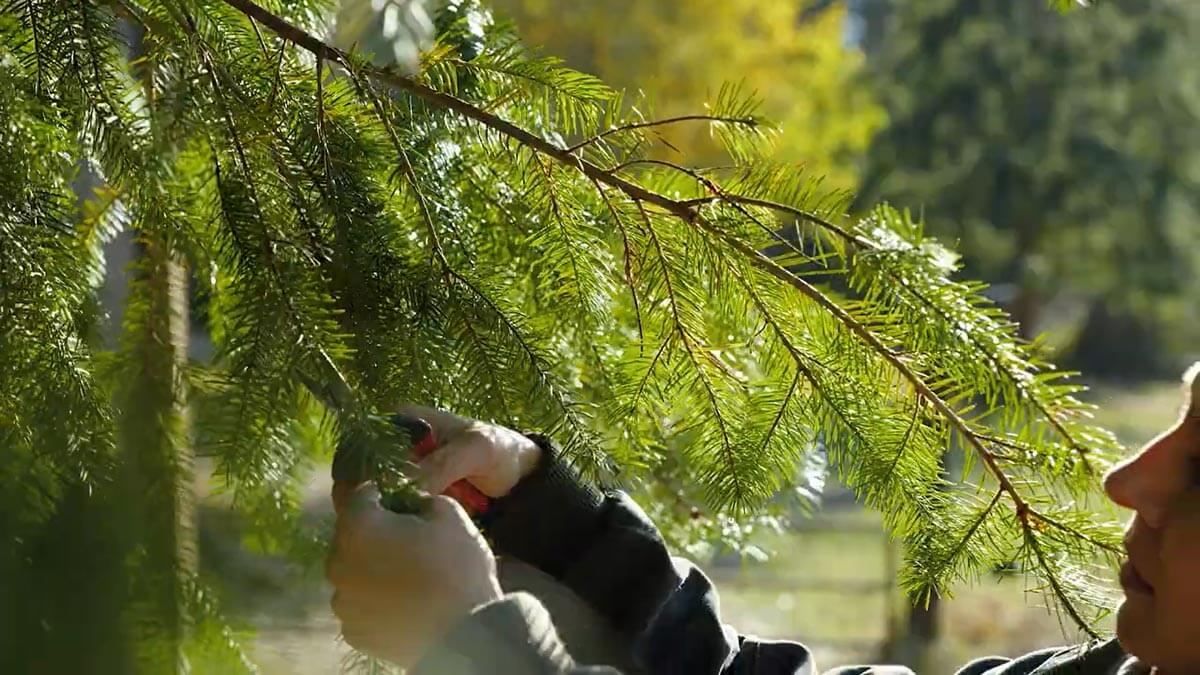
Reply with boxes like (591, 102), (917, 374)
(589, 177), (644, 345)
(564, 115), (759, 154)
(679, 185), (1095, 472)
(1025, 527), (1100, 640)
(691, 217), (1105, 624)
(1028, 511), (1124, 556)
(637, 200), (745, 506)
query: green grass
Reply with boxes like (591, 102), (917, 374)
(706, 512), (896, 646)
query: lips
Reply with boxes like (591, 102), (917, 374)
(1119, 560), (1155, 596)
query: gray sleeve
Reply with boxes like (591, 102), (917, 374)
(412, 592), (622, 675)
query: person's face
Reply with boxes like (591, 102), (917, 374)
(1104, 363), (1200, 672)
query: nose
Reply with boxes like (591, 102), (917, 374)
(1103, 456), (1141, 511)
(1103, 430), (1179, 529)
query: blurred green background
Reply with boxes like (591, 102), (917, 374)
(84, 0), (1196, 671)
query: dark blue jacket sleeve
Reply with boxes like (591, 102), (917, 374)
(476, 435), (815, 675)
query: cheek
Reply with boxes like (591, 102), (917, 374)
(1155, 493), (1200, 663)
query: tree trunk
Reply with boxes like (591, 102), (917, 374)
(1065, 297), (1167, 379)
(1008, 280), (1041, 341)
(885, 594), (940, 669)
(117, 22), (197, 671)
(907, 594), (940, 642)
(119, 236), (195, 672)
(850, 0), (892, 57)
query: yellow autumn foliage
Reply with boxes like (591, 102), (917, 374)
(490, 0), (885, 190)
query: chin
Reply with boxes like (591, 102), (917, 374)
(1115, 596), (1157, 665)
(1120, 592), (1200, 672)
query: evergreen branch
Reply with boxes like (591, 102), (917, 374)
(699, 219), (1024, 505)
(535, 155), (591, 319)
(438, 49), (612, 118)
(691, 191), (1095, 469)
(245, 13), (269, 55)
(759, 371), (800, 457)
(706, 222), (1105, 625)
(351, 80), (576, 430)
(638, 200), (744, 507)
(344, 65), (450, 271)
(883, 401), (922, 486)
(190, 16), (265, 223)
(1025, 527), (1101, 640)
(590, 177), (644, 345)
(612, 159), (805, 253)
(726, 255), (913, 511)
(682, 193), (867, 245)
(315, 54), (332, 184)
(216, 0), (707, 219)
(455, 271), (590, 434)
(631, 336), (670, 412)
(977, 431), (1036, 454)
(22, 0), (44, 95)
(524, 158), (618, 393)
(565, 115), (760, 154)
(207, 151), (296, 477)
(266, 38), (285, 109)
(185, 12), (338, 349)
(77, 0), (105, 88)
(452, 301), (514, 414)
(183, 17), (358, 478)
(1029, 511), (1123, 556)
(191, 35), (329, 265)
(347, 72), (576, 427)
(921, 488), (1004, 588)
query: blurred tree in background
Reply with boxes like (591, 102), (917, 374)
(857, 0), (1200, 376)
(490, 0), (885, 191)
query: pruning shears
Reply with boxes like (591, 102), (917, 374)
(296, 353), (491, 516)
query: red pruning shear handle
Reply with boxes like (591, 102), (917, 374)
(391, 414), (492, 516)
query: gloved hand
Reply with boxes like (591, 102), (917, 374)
(327, 482), (502, 668)
(397, 404), (542, 499)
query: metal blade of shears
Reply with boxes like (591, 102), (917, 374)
(295, 350), (358, 416)
(294, 350), (384, 485)
(294, 350), (491, 516)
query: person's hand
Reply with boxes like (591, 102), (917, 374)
(398, 404), (542, 499)
(326, 483), (503, 668)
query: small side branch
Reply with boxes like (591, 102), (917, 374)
(565, 115), (759, 154)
